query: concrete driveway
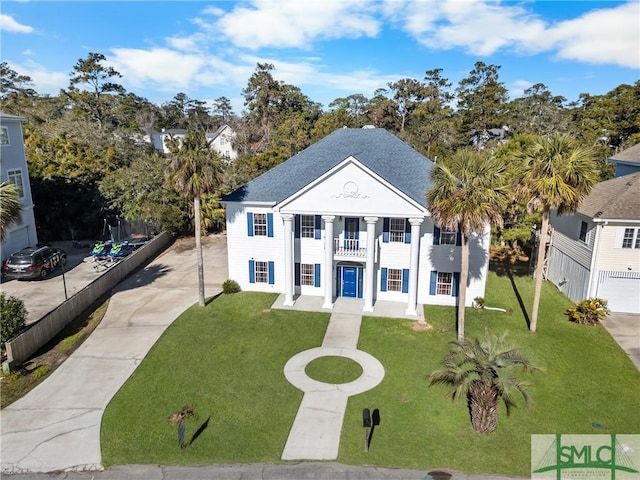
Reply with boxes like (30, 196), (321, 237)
(601, 313), (640, 370)
(0, 235), (228, 474)
(1, 242), (101, 325)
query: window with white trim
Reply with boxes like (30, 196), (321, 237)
(440, 230), (457, 245)
(0, 127), (8, 145)
(255, 261), (268, 283)
(300, 263), (314, 286)
(7, 169), (24, 198)
(389, 218), (405, 243)
(387, 268), (403, 292)
(622, 228), (640, 249)
(253, 213), (267, 236)
(301, 215), (315, 238)
(437, 272), (453, 295)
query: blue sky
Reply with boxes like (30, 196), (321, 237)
(1, 1), (639, 115)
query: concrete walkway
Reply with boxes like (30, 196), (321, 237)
(281, 312), (384, 460)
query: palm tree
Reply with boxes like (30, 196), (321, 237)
(426, 150), (510, 341)
(166, 131), (221, 307)
(0, 182), (22, 242)
(429, 331), (541, 433)
(513, 134), (598, 333)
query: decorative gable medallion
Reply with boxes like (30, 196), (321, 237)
(332, 181), (370, 199)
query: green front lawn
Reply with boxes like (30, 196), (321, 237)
(102, 273), (640, 476)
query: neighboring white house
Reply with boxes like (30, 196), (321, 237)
(0, 112), (38, 262)
(147, 124), (237, 161)
(608, 143), (640, 178)
(547, 172), (640, 313)
(221, 127), (490, 316)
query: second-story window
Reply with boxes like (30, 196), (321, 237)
(301, 215), (315, 238)
(579, 221), (589, 243)
(440, 230), (457, 245)
(253, 213), (267, 236)
(7, 169), (24, 198)
(0, 127), (9, 145)
(389, 219), (405, 243)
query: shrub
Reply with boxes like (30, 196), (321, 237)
(473, 296), (486, 308)
(566, 298), (610, 325)
(1, 293), (28, 346)
(222, 279), (241, 294)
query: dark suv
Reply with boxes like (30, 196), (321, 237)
(3, 246), (67, 280)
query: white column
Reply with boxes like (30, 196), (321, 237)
(322, 215), (335, 309)
(282, 214), (295, 306)
(364, 216), (378, 312)
(406, 218), (424, 316)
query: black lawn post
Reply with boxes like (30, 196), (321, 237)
(362, 408), (371, 452)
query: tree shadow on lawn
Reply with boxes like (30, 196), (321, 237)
(489, 252), (531, 330)
(188, 417), (210, 447)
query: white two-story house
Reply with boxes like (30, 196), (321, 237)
(221, 127), (490, 316)
(147, 124), (237, 161)
(0, 112), (38, 261)
(547, 172), (640, 313)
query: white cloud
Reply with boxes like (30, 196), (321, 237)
(0, 14), (34, 33)
(213, 0), (381, 49)
(10, 60), (66, 95)
(390, 0), (549, 55)
(548, 2), (640, 68)
(388, 0), (639, 68)
(509, 79), (534, 99)
(108, 47), (208, 92)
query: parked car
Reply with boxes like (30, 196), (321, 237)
(3, 246), (67, 280)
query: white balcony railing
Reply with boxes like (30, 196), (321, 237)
(334, 238), (366, 257)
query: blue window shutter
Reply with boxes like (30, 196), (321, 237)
(355, 220), (360, 240)
(381, 267), (388, 292)
(429, 270), (437, 295)
(249, 260), (255, 283)
(314, 264), (321, 287)
(433, 225), (440, 245)
(456, 225), (462, 247)
(268, 261), (275, 284)
(452, 272), (460, 297)
(295, 262), (300, 286)
(247, 212), (254, 237)
(404, 219), (411, 244)
(294, 215), (301, 238)
(314, 215), (321, 240)
(382, 217), (390, 243)
(267, 213), (274, 237)
(402, 268), (409, 293)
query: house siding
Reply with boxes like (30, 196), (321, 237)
(595, 223), (640, 271)
(546, 247), (590, 301)
(1, 115), (38, 261)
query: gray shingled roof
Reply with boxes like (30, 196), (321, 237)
(608, 143), (640, 166)
(579, 172), (640, 221)
(222, 128), (434, 207)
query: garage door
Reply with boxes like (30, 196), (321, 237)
(596, 271), (640, 314)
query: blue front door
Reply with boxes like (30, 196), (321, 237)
(342, 266), (357, 297)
